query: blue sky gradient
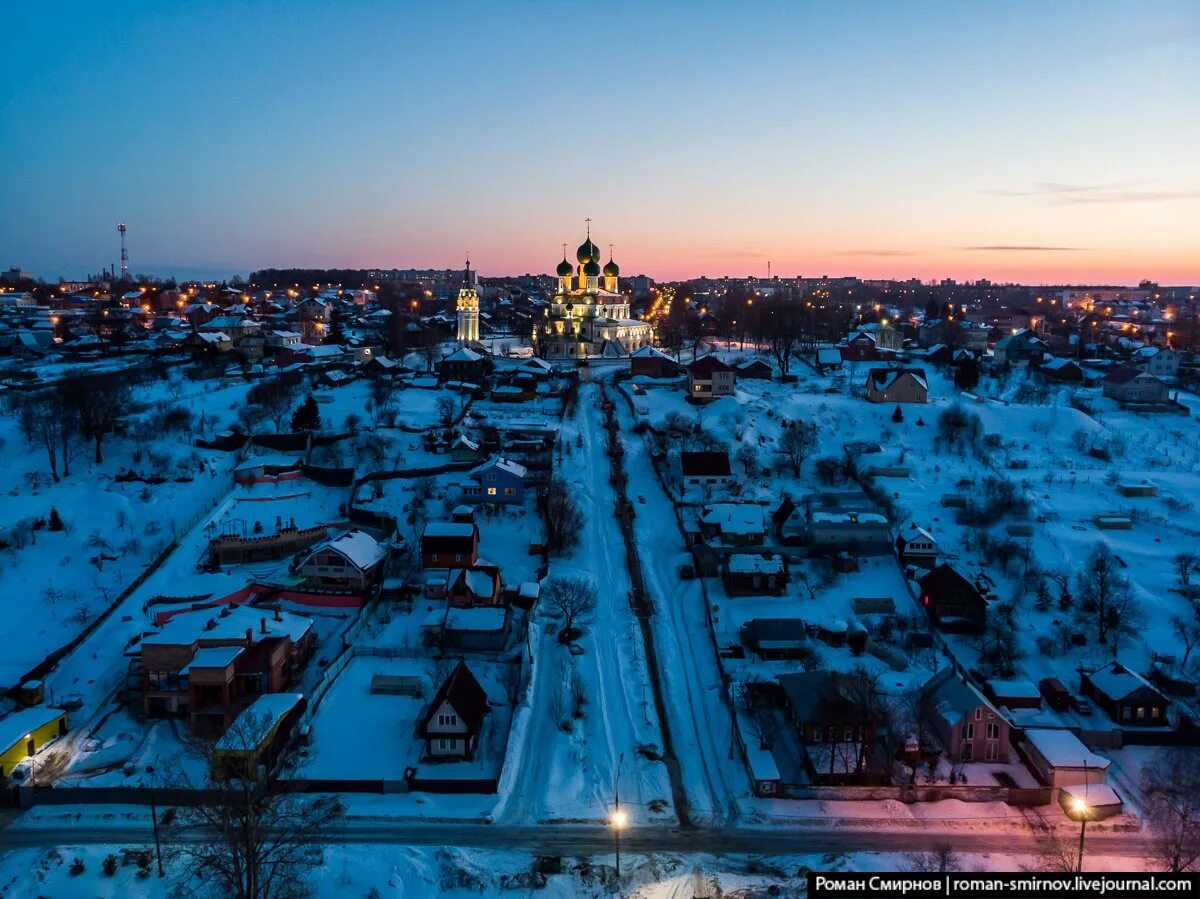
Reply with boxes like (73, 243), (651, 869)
(2, 1), (1198, 283)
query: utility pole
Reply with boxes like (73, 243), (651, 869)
(117, 223), (129, 279)
(612, 751), (626, 878)
(146, 764), (164, 876)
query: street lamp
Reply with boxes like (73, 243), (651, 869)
(146, 764), (165, 877)
(1070, 795), (1090, 872)
(610, 808), (627, 877)
(611, 751), (626, 877)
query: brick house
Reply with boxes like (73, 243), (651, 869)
(722, 552), (789, 596)
(139, 605), (315, 736)
(421, 521), (480, 569)
(685, 354), (736, 399)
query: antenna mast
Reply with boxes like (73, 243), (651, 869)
(117, 222), (129, 278)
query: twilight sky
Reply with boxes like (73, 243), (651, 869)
(2, 1), (1198, 285)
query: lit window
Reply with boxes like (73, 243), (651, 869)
(487, 487), (497, 495)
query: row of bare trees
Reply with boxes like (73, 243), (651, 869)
(7, 371), (133, 481)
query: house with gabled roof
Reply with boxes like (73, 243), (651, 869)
(1102, 366), (1169, 405)
(917, 564), (988, 632)
(1081, 661), (1170, 728)
(295, 529), (386, 591)
(685, 354), (735, 399)
(461, 456), (527, 506)
(864, 367), (928, 404)
(630, 345), (678, 378)
(895, 526), (938, 568)
(420, 662), (490, 760)
(923, 668), (1013, 763)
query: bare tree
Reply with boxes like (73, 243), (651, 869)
(905, 843), (963, 873)
(59, 372), (134, 464)
(778, 419), (819, 477)
(246, 377), (298, 433)
(542, 477), (582, 555)
(1177, 553), (1199, 587)
(542, 575), (598, 640)
(1076, 544), (1134, 649)
(160, 711), (344, 899)
(1173, 608), (1200, 668)
(1143, 747), (1200, 872)
(10, 391), (63, 481)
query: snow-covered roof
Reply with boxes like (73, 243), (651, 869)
(444, 606), (506, 631)
(1060, 782), (1122, 809)
(180, 645), (245, 673)
(1086, 662), (1158, 702)
(306, 529), (385, 571)
(811, 510), (888, 525)
(234, 453), (303, 472)
(899, 526), (935, 544)
(214, 694), (304, 751)
(443, 347), (483, 363)
(467, 456), (528, 481)
(700, 503), (766, 536)
(142, 605), (313, 647)
(1041, 357), (1078, 371)
(727, 553), (785, 574)
(631, 345), (673, 360)
(0, 707), (65, 753)
(1024, 728), (1111, 771)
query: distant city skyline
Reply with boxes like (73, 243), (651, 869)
(2, 1), (1198, 285)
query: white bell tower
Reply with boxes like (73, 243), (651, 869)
(456, 255), (480, 344)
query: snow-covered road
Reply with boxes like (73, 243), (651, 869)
(492, 384), (671, 824)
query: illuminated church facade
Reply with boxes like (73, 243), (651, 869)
(536, 228), (653, 358)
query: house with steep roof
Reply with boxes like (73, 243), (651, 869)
(895, 526), (938, 568)
(295, 529), (387, 591)
(917, 564), (988, 632)
(923, 668), (1013, 763)
(630, 345), (678, 378)
(461, 457), (527, 506)
(864, 367), (928, 404)
(437, 346), (491, 382)
(993, 329), (1049, 366)
(420, 662), (490, 760)
(685, 354), (736, 399)
(1131, 345), (1179, 379)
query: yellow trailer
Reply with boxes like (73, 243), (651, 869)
(0, 707), (68, 778)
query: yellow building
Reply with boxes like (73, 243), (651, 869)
(536, 227), (653, 358)
(0, 706), (68, 778)
(456, 258), (480, 345)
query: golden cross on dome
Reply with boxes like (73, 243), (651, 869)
(585, 217), (591, 237)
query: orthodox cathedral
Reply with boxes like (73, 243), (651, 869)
(536, 227), (654, 358)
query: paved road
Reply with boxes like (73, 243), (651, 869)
(0, 818), (1150, 858)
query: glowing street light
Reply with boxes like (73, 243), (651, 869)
(1069, 795), (1090, 872)
(611, 752), (626, 877)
